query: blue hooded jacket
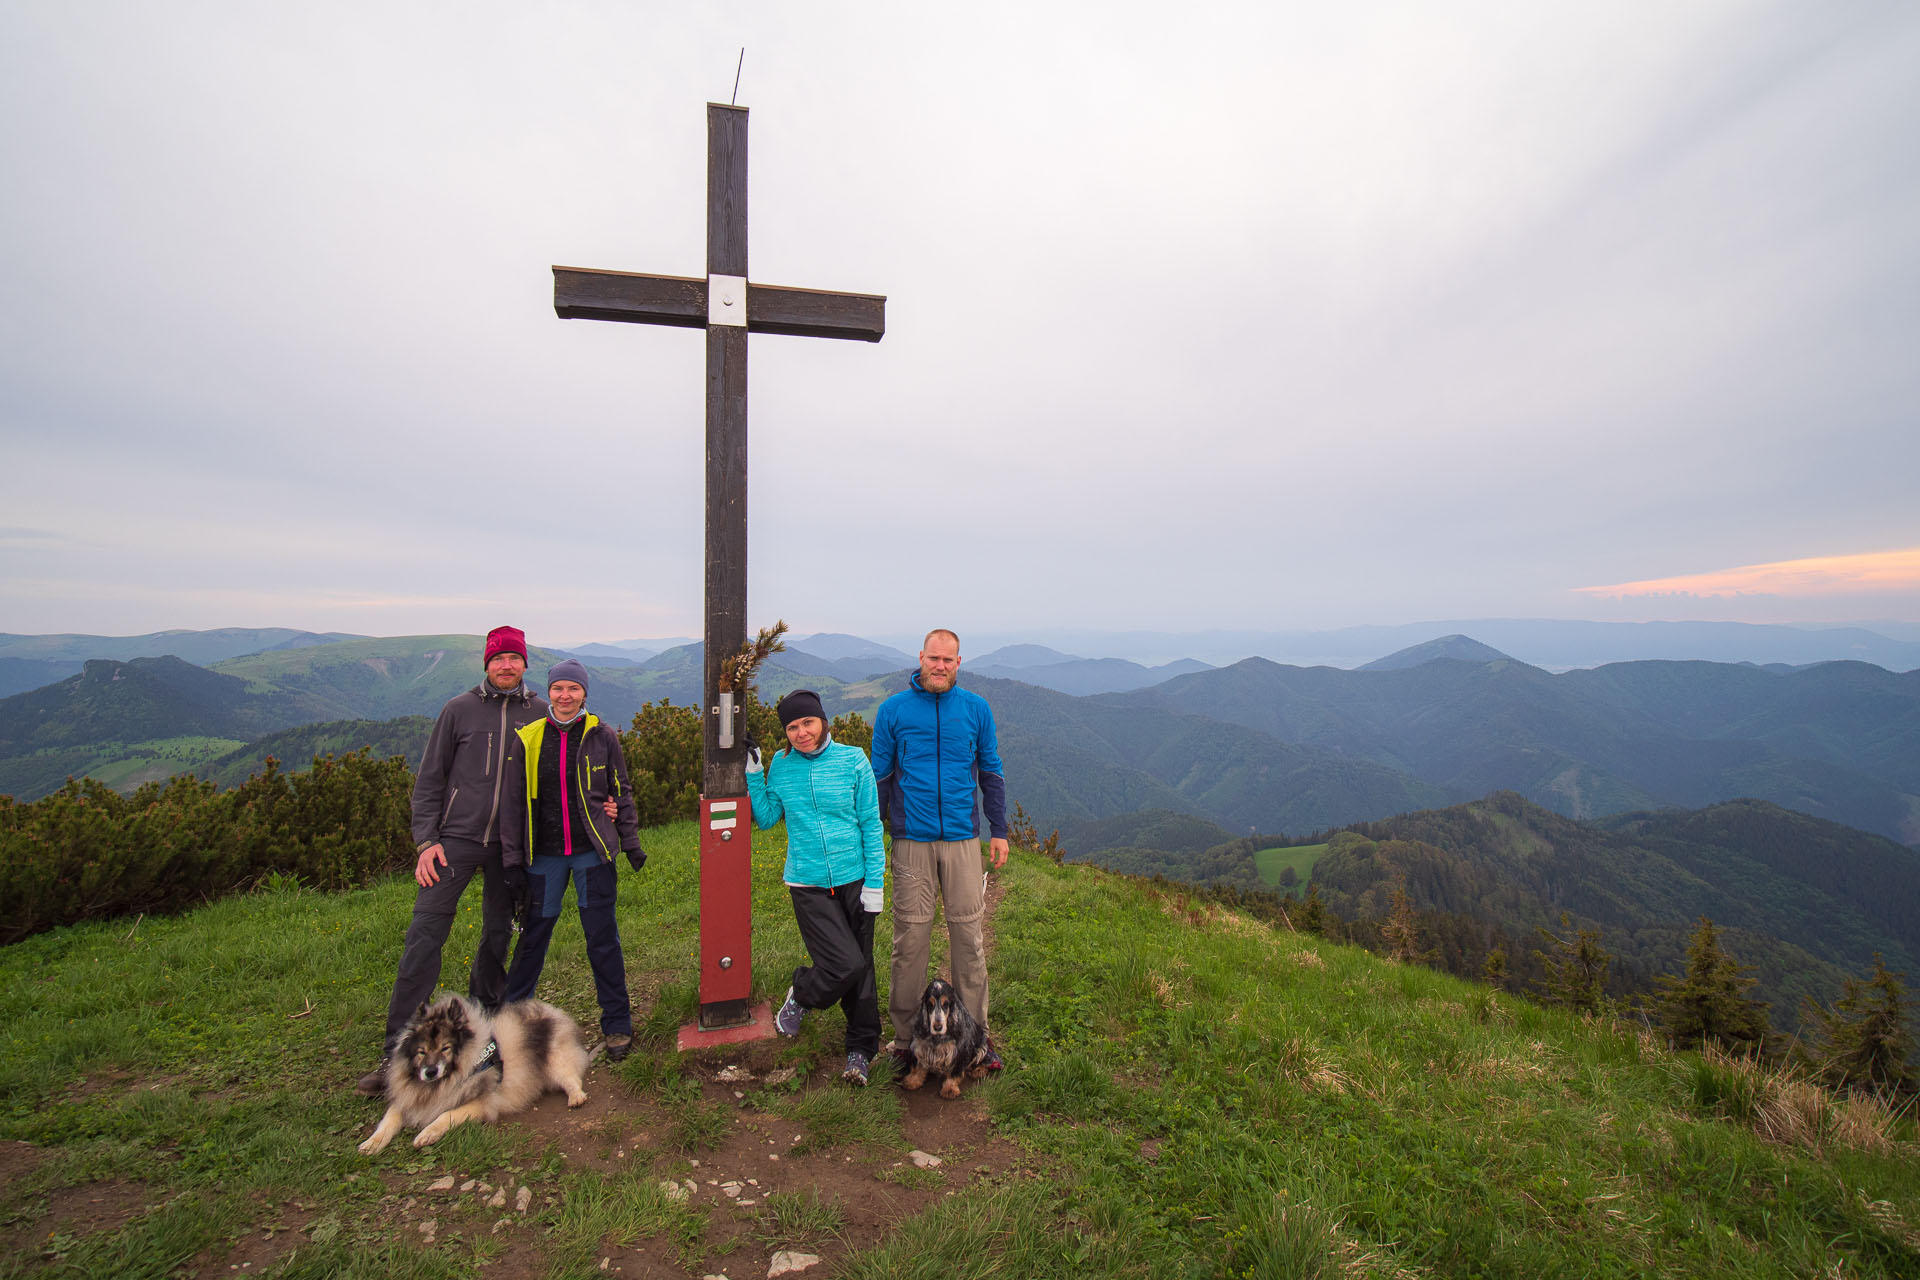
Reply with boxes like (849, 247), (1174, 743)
(869, 673), (1008, 843)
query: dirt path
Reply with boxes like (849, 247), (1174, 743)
(367, 1037), (1031, 1280)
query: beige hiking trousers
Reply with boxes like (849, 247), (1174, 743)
(887, 837), (989, 1043)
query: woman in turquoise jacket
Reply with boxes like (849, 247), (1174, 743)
(745, 689), (886, 1085)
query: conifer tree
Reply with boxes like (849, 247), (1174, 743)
(1483, 946), (1508, 990)
(1381, 883), (1425, 964)
(1799, 954), (1915, 1095)
(1532, 912), (1610, 1012)
(1298, 883), (1328, 936)
(1652, 916), (1770, 1052)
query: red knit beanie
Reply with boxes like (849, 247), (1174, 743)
(483, 625), (526, 665)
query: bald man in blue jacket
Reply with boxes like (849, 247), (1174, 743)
(868, 628), (1008, 1070)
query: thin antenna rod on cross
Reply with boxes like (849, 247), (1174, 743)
(731, 48), (746, 105)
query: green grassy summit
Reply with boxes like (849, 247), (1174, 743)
(0, 826), (1914, 1276)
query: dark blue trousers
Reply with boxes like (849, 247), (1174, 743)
(503, 854), (632, 1037)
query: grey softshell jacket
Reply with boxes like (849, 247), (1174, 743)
(409, 681), (550, 849)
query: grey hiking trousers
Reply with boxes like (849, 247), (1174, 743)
(887, 837), (989, 1043)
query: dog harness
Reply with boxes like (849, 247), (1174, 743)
(471, 1037), (501, 1077)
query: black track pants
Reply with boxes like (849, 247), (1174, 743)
(788, 881), (881, 1058)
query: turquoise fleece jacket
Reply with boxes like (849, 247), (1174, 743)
(745, 737), (885, 891)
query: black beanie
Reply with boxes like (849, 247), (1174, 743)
(775, 689), (827, 730)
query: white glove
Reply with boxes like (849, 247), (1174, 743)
(745, 745), (762, 775)
(860, 885), (883, 914)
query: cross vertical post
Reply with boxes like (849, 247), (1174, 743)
(698, 104), (753, 1031)
(552, 103), (885, 1039)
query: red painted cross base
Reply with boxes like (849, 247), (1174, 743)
(675, 1002), (775, 1052)
(678, 794), (771, 1050)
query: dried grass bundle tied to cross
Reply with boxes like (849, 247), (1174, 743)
(718, 620), (788, 698)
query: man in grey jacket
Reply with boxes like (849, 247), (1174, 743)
(356, 625), (548, 1095)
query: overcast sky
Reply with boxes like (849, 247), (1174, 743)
(3, 2), (1917, 647)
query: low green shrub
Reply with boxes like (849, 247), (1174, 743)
(0, 750), (411, 942)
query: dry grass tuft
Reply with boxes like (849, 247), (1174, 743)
(1334, 1226), (1426, 1280)
(1218, 909), (1269, 942)
(1700, 1047), (1902, 1155)
(1148, 972), (1190, 1009)
(1279, 1036), (1351, 1096)
(1829, 1092), (1903, 1155)
(1857, 1194), (1920, 1250)
(1473, 1051), (1549, 1081)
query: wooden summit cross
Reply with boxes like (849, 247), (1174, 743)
(553, 104), (885, 1039)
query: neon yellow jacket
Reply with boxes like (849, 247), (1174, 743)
(498, 713), (640, 868)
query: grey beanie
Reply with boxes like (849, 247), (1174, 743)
(547, 658), (590, 696)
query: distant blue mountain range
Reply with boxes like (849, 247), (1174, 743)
(3, 627), (1916, 851)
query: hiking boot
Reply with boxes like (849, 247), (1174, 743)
(842, 1051), (871, 1087)
(774, 987), (806, 1038)
(886, 1040), (914, 1068)
(355, 1058), (391, 1097)
(978, 1038), (1004, 1072)
(604, 1033), (633, 1063)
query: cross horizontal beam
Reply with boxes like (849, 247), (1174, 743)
(553, 266), (886, 342)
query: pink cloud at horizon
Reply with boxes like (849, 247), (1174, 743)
(1575, 548), (1920, 601)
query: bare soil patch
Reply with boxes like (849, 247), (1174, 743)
(191, 1195), (318, 1276)
(0, 1132), (155, 1268)
(344, 1040), (1031, 1279)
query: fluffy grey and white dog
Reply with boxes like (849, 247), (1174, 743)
(358, 995), (589, 1154)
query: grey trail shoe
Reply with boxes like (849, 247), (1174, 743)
(842, 1051), (871, 1087)
(604, 1034), (633, 1062)
(774, 987), (806, 1038)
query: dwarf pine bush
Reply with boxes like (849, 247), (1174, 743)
(0, 750), (411, 941)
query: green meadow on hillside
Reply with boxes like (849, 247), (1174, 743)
(78, 737), (249, 790)
(0, 824), (1916, 1277)
(0, 735), (247, 800)
(1252, 842), (1329, 888)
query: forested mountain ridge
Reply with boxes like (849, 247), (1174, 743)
(1358, 633), (1511, 670)
(0, 628), (360, 698)
(209, 635), (597, 723)
(0, 657), (298, 753)
(966, 646), (1215, 696)
(0, 657), (314, 799)
(920, 673), (1454, 835)
(207, 635), (847, 729)
(0, 638), (850, 800)
(195, 717), (434, 790)
(6, 639), (1917, 865)
(0, 627), (356, 666)
(1113, 654), (1920, 843)
(1304, 793), (1920, 1028)
(1561, 659), (1920, 792)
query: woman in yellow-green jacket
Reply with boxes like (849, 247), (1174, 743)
(498, 659), (646, 1060)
